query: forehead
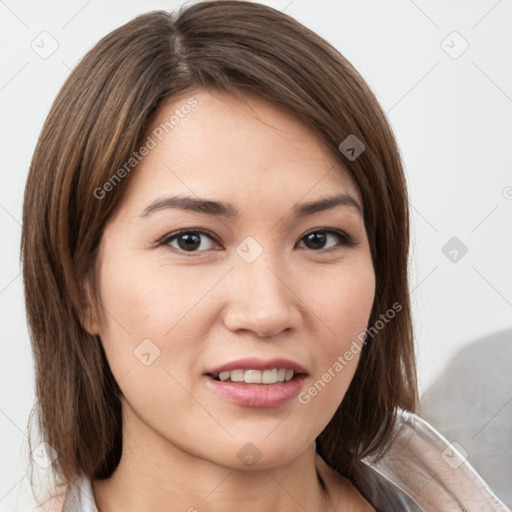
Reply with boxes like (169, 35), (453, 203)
(120, 88), (360, 213)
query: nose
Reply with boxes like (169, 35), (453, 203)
(222, 256), (303, 338)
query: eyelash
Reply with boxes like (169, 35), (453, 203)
(157, 228), (356, 255)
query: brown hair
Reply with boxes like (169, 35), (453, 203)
(21, 0), (417, 502)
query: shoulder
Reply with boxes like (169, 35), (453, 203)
(355, 410), (509, 511)
(1, 475), (68, 512)
(35, 491), (66, 512)
(36, 476), (96, 512)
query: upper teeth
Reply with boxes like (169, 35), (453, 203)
(216, 369), (294, 384)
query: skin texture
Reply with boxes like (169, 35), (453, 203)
(84, 88), (376, 511)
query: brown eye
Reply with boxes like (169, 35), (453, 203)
(298, 229), (354, 251)
(161, 230), (220, 253)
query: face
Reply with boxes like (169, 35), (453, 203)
(87, 88), (375, 470)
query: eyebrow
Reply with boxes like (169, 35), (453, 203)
(139, 193), (362, 218)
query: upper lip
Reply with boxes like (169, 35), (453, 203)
(205, 358), (308, 376)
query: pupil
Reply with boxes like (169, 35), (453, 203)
(306, 232), (326, 249)
(178, 233), (201, 251)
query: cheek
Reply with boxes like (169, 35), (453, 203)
(94, 248), (224, 378)
(313, 257), (375, 350)
(332, 272), (375, 348)
(93, 252), (218, 428)
(299, 260), (375, 410)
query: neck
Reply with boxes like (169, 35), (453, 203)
(92, 406), (335, 512)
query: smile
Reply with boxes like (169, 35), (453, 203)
(212, 368), (295, 384)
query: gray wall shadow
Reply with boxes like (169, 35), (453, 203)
(419, 329), (512, 508)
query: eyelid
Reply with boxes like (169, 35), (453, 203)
(300, 228), (356, 249)
(157, 227), (356, 253)
(158, 228), (220, 248)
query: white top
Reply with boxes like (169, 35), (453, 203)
(59, 411), (509, 511)
(61, 478), (97, 512)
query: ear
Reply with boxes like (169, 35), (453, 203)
(78, 274), (100, 336)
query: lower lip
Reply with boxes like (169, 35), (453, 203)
(204, 375), (307, 408)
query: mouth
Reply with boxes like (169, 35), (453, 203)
(207, 368), (300, 384)
(203, 358), (308, 408)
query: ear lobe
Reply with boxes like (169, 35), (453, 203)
(78, 276), (100, 335)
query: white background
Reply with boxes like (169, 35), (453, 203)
(1, 0), (511, 509)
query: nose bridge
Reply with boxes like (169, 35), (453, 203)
(223, 246), (302, 336)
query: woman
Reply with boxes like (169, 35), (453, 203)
(21, 2), (508, 511)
